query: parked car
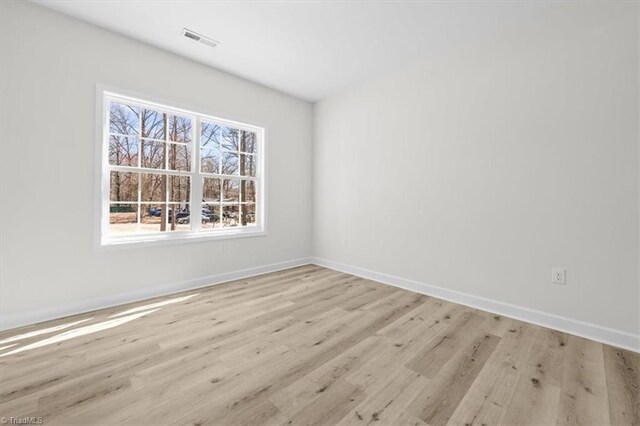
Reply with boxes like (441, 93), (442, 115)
(176, 215), (215, 225)
(202, 210), (219, 222)
(148, 208), (217, 224)
(223, 210), (238, 219)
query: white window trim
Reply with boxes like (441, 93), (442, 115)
(94, 84), (267, 249)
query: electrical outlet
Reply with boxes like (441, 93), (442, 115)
(552, 268), (566, 284)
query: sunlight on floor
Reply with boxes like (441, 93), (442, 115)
(0, 293), (202, 358)
(109, 294), (198, 318)
(0, 309), (160, 358)
(0, 318), (94, 345)
(0, 343), (18, 351)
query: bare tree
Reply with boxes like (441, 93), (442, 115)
(109, 104), (139, 204)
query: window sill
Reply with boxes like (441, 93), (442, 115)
(98, 227), (267, 250)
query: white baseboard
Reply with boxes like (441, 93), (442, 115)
(4, 256), (638, 353)
(311, 257), (640, 353)
(0, 257), (313, 332)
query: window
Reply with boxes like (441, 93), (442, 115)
(98, 90), (265, 246)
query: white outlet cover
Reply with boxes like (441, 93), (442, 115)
(552, 267), (566, 284)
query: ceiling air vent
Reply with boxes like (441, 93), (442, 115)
(181, 28), (219, 49)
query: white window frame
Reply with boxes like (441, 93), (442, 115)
(94, 85), (267, 248)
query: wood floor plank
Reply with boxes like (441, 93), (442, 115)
(602, 346), (640, 426)
(406, 333), (500, 425)
(555, 336), (612, 425)
(0, 265), (636, 426)
(499, 327), (565, 426)
(268, 335), (383, 419)
(338, 367), (429, 426)
(405, 310), (488, 378)
(444, 320), (540, 426)
(282, 379), (365, 426)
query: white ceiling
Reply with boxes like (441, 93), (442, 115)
(32, 1), (603, 102)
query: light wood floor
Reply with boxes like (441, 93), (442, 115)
(0, 265), (638, 425)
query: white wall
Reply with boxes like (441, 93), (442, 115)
(314, 3), (639, 338)
(0, 1), (313, 329)
(2, 1), (638, 347)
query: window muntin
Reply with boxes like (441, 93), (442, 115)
(102, 92), (264, 245)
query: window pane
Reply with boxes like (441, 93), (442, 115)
(168, 143), (191, 171)
(241, 204), (256, 226)
(141, 173), (166, 202)
(203, 178), (221, 203)
(168, 115), (192, 143)
(240, 131), (257, 155)
(109, 204), (139, 235)
(110, 103), (139, 135)
(202, 205), (221, 229)
(221, 151), (239, 175)
(141, 109), (166, 140)
(201, 149), (220, 173)
(140, 203), (165, 233)
(141, 140), (165, 169)
(167, 203), (190, 232)
(220, 126), (238, 151)
(168, 175), (190, 202)
(223, 179), (240, 202)
(109, 136), (139, 167)
(220, 127), (257, 155)
(110, 172), (138, 202)
(201, 121), (220, 151)
(222, 205), (239, 227)
(239, 153), (256, 177)
(240, 179), (256, 203)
